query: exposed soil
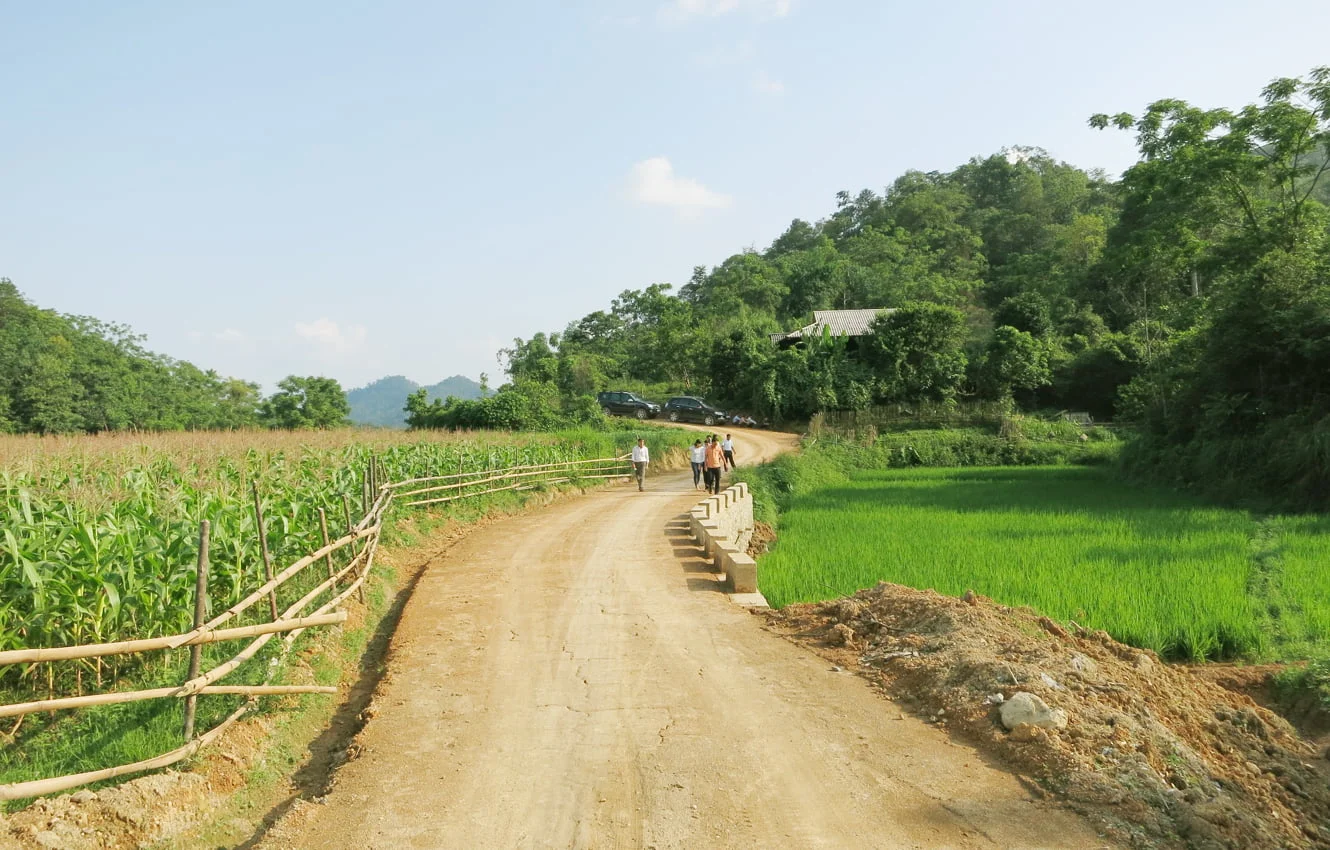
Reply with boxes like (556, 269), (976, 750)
(767, 583), (1330, 849)
(746, 519), (777, 557)
(0, 718), (272, 850)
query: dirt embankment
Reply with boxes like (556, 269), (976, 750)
(769, 583), (1330, 849)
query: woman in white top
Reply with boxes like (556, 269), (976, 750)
(689, 440), (706, 490)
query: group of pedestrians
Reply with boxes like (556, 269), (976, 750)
(690, 433), (735, 494)
(629, 433), (737, 494)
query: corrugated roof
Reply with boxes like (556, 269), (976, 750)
(809, 309), (888, 337)
(772, 308), (892, 343)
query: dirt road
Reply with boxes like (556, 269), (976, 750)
(258, 429), (1109, 849)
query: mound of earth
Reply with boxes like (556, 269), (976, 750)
(0, 716), (271, 850)
(766, 582), (1330, 850)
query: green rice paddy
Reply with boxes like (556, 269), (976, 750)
(759, 466), (1330, 661)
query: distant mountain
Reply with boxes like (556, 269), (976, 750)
(347, 374), (484, 427)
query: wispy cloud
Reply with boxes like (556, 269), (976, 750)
(213, 328), (246, 343)
(629, 157), (732, 215)
(753, 70), (785, 95)
(294, 318), (367, 352)
(659, 0), (792, 24)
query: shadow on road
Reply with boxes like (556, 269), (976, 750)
(233, 544), (436, 850)
(665, 513), (726, 593)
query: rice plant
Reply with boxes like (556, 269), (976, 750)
(758, 466), (1330, 661)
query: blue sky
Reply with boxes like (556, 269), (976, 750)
(3, 0), (1327, 391)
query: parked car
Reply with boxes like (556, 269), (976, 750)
(662, 396), (727, 426)
(596, 391), (660, 420)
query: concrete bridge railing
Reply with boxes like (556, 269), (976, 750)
(689, 483), (758, 594)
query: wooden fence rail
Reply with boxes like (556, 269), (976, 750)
(0, 452), (629, 802)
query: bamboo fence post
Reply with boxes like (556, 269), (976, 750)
(318, 508), (335, 589)
(251, 482), (279, 622)
(341, 492), (362, 577)
(183, 520), (209, 741)
(361, 472), (370, 518)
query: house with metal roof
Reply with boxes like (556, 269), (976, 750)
(770, 308), (893, 349)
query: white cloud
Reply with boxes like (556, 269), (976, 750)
(660, 0), (792, 23)
(294, 318), (367, 352)
(213, 328), (246, 343)
(753, 70), (784, 95)
(629, 157), (732, 215)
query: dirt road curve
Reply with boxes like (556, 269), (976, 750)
(258, 429), (1109, 850)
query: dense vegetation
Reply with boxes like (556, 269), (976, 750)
(740, 440), (1330, 662)
(0, 281), (351, 434)
(479, 69), (1329, 509)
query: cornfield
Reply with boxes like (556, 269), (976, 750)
(0, 427), (678, 696)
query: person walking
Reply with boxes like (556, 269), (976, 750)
(631, 438), (649, 492)
(689, 439), (706, 490)
(704, 434), (725, 495)
(721, 433), (736, 469)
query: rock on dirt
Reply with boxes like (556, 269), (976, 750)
(766, 581), (1330, 850)
(1001, 692), (1068, 731)
(828, 622), (855, 647)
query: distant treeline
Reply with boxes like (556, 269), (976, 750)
(0, 281), (349, 433)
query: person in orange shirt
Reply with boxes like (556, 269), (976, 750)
(704, 434), (725, 495)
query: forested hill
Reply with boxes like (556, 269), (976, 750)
(498, 145), (1127, 422)
(471, 69), (1330, 510)
(0, 281), (353, 433)
(347, 375), (484, 427)
(0, 280), (265, 433)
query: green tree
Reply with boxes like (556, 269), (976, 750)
(259, 376), (350, 429)
(993, 292), (1053, 337)
(981, 327), (1053, 399)
(862, 303), (968, 401)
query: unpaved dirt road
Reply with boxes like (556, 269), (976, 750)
(258, 428), (1109, 849)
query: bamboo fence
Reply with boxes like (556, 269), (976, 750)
(0, 452), (631, 802)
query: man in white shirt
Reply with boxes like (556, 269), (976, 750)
(721, 434), (736, 469)
(631, 438), (650, 491)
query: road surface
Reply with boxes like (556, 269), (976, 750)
(257, 428), (1108, 849)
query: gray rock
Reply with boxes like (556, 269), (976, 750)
(1039, 672), (1063, 690)
(984, 692), (1006, 705)
(1000, 691), (1068, 731)
(1069, 653), (1098, 677)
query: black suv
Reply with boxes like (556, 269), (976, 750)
(596, 391), (660, 420)
(662, 396), (726, 426)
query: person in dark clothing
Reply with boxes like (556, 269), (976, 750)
(704, 435), (724, 494)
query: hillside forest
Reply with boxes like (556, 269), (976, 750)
(411, 69), (1330, 510)
(0, 281), (350, 432)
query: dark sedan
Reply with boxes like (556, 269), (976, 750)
(597, 391), (660, 420)
(662, 396), (726, 426)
